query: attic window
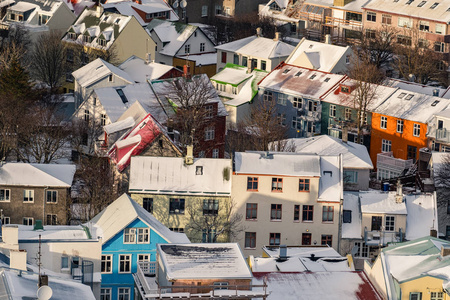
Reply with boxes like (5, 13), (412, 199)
(406, 0), (414, 5)
(196, 166), (203, 175)
(340, 86), (350, 93)
(294, 71), (302, 77)
(103, 16), (108, 21)
(116, 89), (128, 104)
(431, 100), (440, 106)
(283, 69), (291, 74)
(115, 18), (120, 24)
(417, 1), (426, 6)
(324, 77), (330, 82)
(398, 92), (406, 99)
(430, 2), (439, 8)
(405, 94), (414, 100)
(309, 74), (316, 79)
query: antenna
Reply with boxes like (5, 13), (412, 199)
(37, 285), (53, 300)
(38, 234), (42, 287)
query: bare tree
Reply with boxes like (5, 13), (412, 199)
(358, 25), (398, 69)
(0, 24), (30, 68)
(30, 31), (67, 91)
(185, 197), (244, 243)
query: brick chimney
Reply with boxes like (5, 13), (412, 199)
(256, 27), (262, 37)
(441, 245), (450, 257)
(273, 32), (280, 41)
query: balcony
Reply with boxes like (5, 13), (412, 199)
(324, 16), (362, 29)
(364, 227), (404, 246)
(377, 152), (413, 173)
(435, 128), (450, 143)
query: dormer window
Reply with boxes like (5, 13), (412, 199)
(83, 35), (92, 43)
(340, 85), (350, 93)
(99, 38), (107, 47)
(68, 32), (77, 40)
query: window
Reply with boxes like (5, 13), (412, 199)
(245, 232), (256, 248)
(365, 29), (376, 39)
(263, 90), (273, 101)
(212, 149), (219, 158)
(299, 178), (310, 192)
(271, 204), (282, 220)
(23, 190), (34, 202)
(169, 227), (184, 233)
(308, 101), (318, 111)
(382, 139), (392, 152)
(242, 56), (248, 67)
(354, 241), (369, 257)
(205, 126), (215, 141)
(321, 235), (332, 246)
(98, 39), (107, 47)
(124, 228), (136, 243)
(417, 0), (426, 6)
(367, 12), (376, 22)
(302, 205), (313, 221)
(203, 199), (219, 216)
(118, 287), (130, 300)
(397, 35), (412, 46)
(398, 17), (412, 28)
(413, 124), (421, 137)
(84, 109), (90, 122)
(269, 233), (281, 245)
(410, 292), (422, 300)
(436, 23), (445, 35)
(232, 86), (237, 95)
(329, 104), (337, 117)
(45, 190), (57, 203)
(46, 214), (57, 225)
(215, 4), (222, 15)
(101, 255), (112, 273)
(119, 255), (131, 273)
(23, 217), (33, 226)
(302, 233), (311, 245)
(202, 229), (216, 242)
(419, 21), (430, 31)
(66, 72), (74, 83)
(200, 42), (205, 52)
(100, 114), (107, 126)
(397, 120), (404, 133)
(293, 97), (302, 109)
(407, 145), (417, 162)
(277, 93), (287, 106)
(343, 210), (352, 223)
(82, 35), (91, 43)
(294, 205), (300, 221)
(214, 282), (229, 290)
(2, 217), (9, 225)
(66, 49), (74, 62)
(201, 5), (208, 17)
(430, 292), (444, 300)
(184, 44), (190, 54)
(344, 170), (358, 183)
(371, 216), (382, 231)
(0, 189), (10, 201)
(246, 203), (257, 220)
(233, 54), (239, 64)
(322, 206), (334, 222)
(67, 32), (77, 40)
(447, 226), (450, 238)
(61, 256), (69, 269)
(385, 215), (395, 231)
(169, 198), (185, 214)
(100, 288), (111, 300)
(435, 42), (445, 53)
(247, 177), (258, 191)
(271, 178), (283, 192)
(221, 51), (227, 63)
(430, 2), (439, 8)
(380, 116), (387, 129)
(137, 228), (149, 243)
(143, 198), (153, 213)
(261, 60), (266, 70)
(418, 39), (428, 48)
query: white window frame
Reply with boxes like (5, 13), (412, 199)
(293, 97), (302, 109)
(213, 282), (229, 290)
(345, 108), (352, 120)
(413, 123), (421, 137)
(430, 292), (444, 300)
(397, 120), (404, 133)
(398, 17), (412, 28)
(118, 287), (130, 300)
(119, 255), (131, 273)
(200, 42), (205, 52)
(436, 23), (445, 35)
(23, 190), (34, 203)
(23, 217), (33, 226)
(2, 217), (10, 224)
(101, 255), (112, 274)
(101, 114), (107, 126)
(382, 139), (391, 152)
(184, 44), (190, 54)
(354, 241), (369, 258)
(212, 148), (219, 158)
(385, 215), (395, 231)
(100, 288), (111, 300)
(367, 12), (376, 22)
(0, 189), (10, 201)
(409, 292), (422, 300)
(380, 116), (387, 129)
(205, 126), (215, 141)
(277, 93), (287, 105)
(137, 228), (150, 244)
(123, 228), (136, 244)
(201, 5), (208, 17)
(46, 190), (58, 203)
(330, 104), (336, 117)
(344, 170), (358, 183)
(138, 254), (150, 263)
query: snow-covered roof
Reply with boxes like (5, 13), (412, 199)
(89, 193), (190, 244)
(0, 163), (75, 187)
(104, 116), (135, 134)
(384, 79), (449, 98)
(14, 225), (92, 241)
(8, 1), (37, 12)
(405, 193), (437, 240)
(252, 272), (382, 300)
(129, 156), (232, 195)
(72, 58), (134, 88)
(234, 152), (321, 177)
(119, 55), (181, 83)
(259, 63), (346, 100)
(285, 38), (350, 72)
(363, 0), (450, 23)
(176, 53), (217, 66)
(157, 243), (252, 280)
(359, 191), (407, 215)
(262, 246), (342, 258)
(373, 89), (450, 124)
(94, 82), (168, 123)
(1, 268), (96, 299)
(318, 155), (342, 202)
(215, 35), (295, 60)
(342, 192), (362, 239)
(283, 135), (373, 169)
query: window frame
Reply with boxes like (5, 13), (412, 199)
(299, 178), (310, 192)
(380, 116), (387, 129)
(204, 126), (215, 141)
(322, 206), (334, 222)
(23, 217), (33, 226)
(329, 104), (336, 117)
(294, 205), (300, 221)
(385, 215), (395, 232)
(413, 123), (421, 137)
(143, 197), (153, 213)
(169, 198), (185, 214)
(302, 205), (314, 222)
(247, 177), (258, 191)
(61, 255), (69, 269)
(321, 234), (332, 246)
(270, 204), (282, 221)
(118, 287), (130, 300)
(119, 255), (131, 273)
(397, 119), (404, 133)
(23, 189), (34, 203)
(46, 190), (58, 203)
(123, 228), (136, 244)
(245, 232), (256, 248)
(101, 255), (112, 274)
(100, 288), (111, 300)
(366, 12), (376, 22)
(271, 177), (283, 192)
(0, 189), (10, 202)
(302, 233), (312, 245)
(203, 199), (219, 216)
(200, 42), (205, 52)
(46, 214), (57, 225)
(246, 203), (257, 220)
(184, 44), (190, 54)
(269, 232), (281, 245)
(137, 228), (150, 244)
(381, 14), (392, 24)
(382, 139), (392, 152)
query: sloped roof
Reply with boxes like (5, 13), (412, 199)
(318, 155), (342, 202)
(129, 156), (232, 195)
(157, 243), (252, 280)
(384, 78), (449, 98)
(89, 193), (190, 244)
(72, 58), (134, 88)
(342, 192), (362, 239)
(285, 38), (351, 72)
(284, 135), (373, 169)
(119, 55), (181, 83)
(405, 193), (437, 240)
(258, 63), (346, 99)
(215, 35), (295, 59)
(0, 163), (75, 187)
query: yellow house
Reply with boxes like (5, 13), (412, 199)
(365, 236), (450, 300)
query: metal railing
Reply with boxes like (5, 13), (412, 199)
(364, 227), (403, 246)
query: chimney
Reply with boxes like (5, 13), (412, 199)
(10, 249), (27, 271)
(395, 179), (403, 203)
(433, 89), (440, 97)
(183, 65), (191, 79)
(325, 34), (331, 44)
(185, 145), (194, 165)
(256, 27), (262, 37)
(95, 5), (104, 18)
(342, 126), (348, 143)
(2, 225), (19, 249)
(430, 229), (438, 237)
(441, 245), (450, 257)
(273, 32), (280, 41)
(146, 53), (151, 64)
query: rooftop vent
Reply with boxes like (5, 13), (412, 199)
(276, 245), (288, 262)
(433, 89), (440, 96)
(405, 94), (414, 100)
(34, 220), (43, 231)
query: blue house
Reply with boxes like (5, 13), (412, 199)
(89, 194), (190, 300)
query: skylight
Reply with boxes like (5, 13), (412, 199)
(430, 2), (439, 8)
(417, 1), (426, 6)
(431, 100), (440, 106)
(447, 6), (450, 11)
(405, 94), (414, 100)
(116, 89), (128, 104)
(283, 69), (291, 74)
(324, 77), (330, 82)
(406, 0), (414, 5)
(309, 74), (316, 79)
(398, 92), (407, 99)
(295, 71), (303, 77)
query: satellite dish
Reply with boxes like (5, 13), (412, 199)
(180, 0), (187, 8)
(173, 0), (179, 8)
(37, 285), (53, 300)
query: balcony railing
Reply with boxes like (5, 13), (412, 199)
(364, 227), (404, 246)
(435, 128), (450, 143)
(377, 152), (413, 172)
(324, 16), (362, 28)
